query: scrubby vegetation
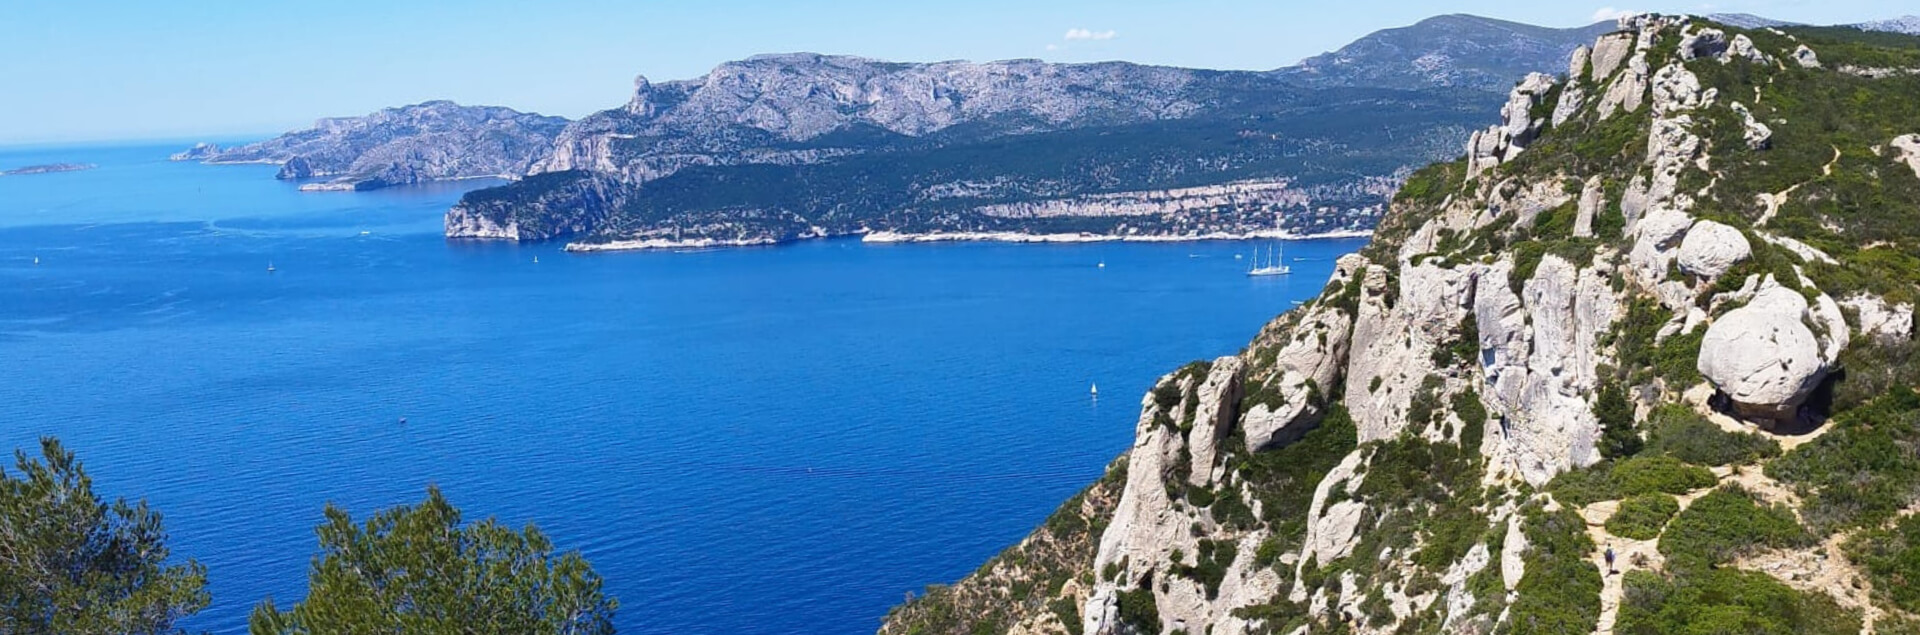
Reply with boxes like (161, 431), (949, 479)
(1549, 455), (1717, 508)
(1615, 568), (1860, 635)
(1606, 494), (1680, 541)
(1848, 513), (1920, 615)
(1508, 504), (1601, 635)
(1659, 485), (1809, 571)
(1767, 387), (1920, 533)
(1642, 404), (1781, 467)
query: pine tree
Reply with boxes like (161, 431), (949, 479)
(0, 438), (210, 634)
(250, 486), (618, 635)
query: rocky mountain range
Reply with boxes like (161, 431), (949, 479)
(1708, 12), (1920, 35)
(443, 16), (1623, 249)
(1275, 14), (1613, 92)
(879, 14), (1920, 635)
(171, 101), (568, 191)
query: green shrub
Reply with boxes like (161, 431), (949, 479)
(1612, 455), (1717, 498)
(1643, 404), (1781, 467)
(1596, 384), (1643, 459)
(1508, 504), (1601, 635)
(1660, 486), (1809, 570)
(1547, 462), (1621, 508)
(1606, 494), (1680, 541)
(1453, 390), (1489, 455)
(1615, 567), (1860, 635)
(1766, 387), (1920, 532)
(1228, 406), (1359, 551)
(1172, 539), (1239, 600)
(1116, 585), (1160, 634)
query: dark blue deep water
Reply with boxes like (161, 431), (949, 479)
(0, 142), (1363, 634)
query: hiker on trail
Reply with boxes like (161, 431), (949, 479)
(1605, 546), (1617, 574)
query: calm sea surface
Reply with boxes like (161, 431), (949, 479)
(0, 142), (1363, 634)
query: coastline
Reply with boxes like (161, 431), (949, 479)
(861, 229), (1374, 244)
(559, 228), (1373, 253)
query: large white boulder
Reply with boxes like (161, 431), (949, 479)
(1698, 282), (1828, 422)
(1675, 220), (1751, 278)
(1892, 134), (1920, 179)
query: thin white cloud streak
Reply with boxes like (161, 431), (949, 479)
(1063, 28), (1118, 41)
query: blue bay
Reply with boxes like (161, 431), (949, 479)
(0, 142), (1361, 634)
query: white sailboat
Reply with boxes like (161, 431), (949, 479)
(1246, 244), (1291, 277)
(267, 261), (276, 273)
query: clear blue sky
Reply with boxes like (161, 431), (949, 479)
(1, 0), (1910, 144)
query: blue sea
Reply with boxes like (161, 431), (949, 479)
(0, 142), (1363, 634)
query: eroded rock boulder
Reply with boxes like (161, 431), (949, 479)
(1698, 282), (1828, 422)
(1676, 220), (1751, 278)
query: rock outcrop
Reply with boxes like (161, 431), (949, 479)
(176, 101), (569, 192)
(1675, 219), (1751, 278)
(883, 16), (1920, 635)
(1698, 281), (1830, 422)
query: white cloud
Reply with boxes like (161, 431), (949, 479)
(1063, 28), (1118, 41)
(1046, 44), (1063, 51)
(1590, 7), (1643, 22)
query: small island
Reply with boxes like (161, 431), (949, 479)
(0, 162), (97, 176)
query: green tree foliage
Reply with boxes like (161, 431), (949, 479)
(0, 438), (210, 635)
(249, 486), (617, 635)
(1595, 384), (1642, 459)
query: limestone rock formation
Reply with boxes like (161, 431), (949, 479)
(882, 16), (1920, 635)
(1675, 219), (1751, 278)
(176, 101), (569, 192)
(1698, 281), (1827, 422)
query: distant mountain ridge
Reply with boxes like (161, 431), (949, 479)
(446, 14), (1629, 248)
(1276, 14), (1613, 91)
(172, 101), (568, 191)
(448, 54), (1495, 248)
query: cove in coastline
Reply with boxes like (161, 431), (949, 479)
(0, 141), (1367, 634)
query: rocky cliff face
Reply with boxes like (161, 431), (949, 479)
(883, 15), (1920, 635)
(174, 101), (568, 191)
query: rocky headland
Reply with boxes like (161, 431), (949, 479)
(172, 101), (568, 192)
(880, 15), (1920, 635)
(0, 162), (96, 176)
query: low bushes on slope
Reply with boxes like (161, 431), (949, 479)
(1606, 494), (1681, 541)
(1767, 387), (1920, 533)
(1659, 485), (1810, 570)
(1614, 567), (1860, 635)
(1642, 404), (1781, 467)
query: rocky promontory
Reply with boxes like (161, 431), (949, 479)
(174, 101), (568, 192)
(882, 15), (1920, 635)
(0, 162), (96, 176)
